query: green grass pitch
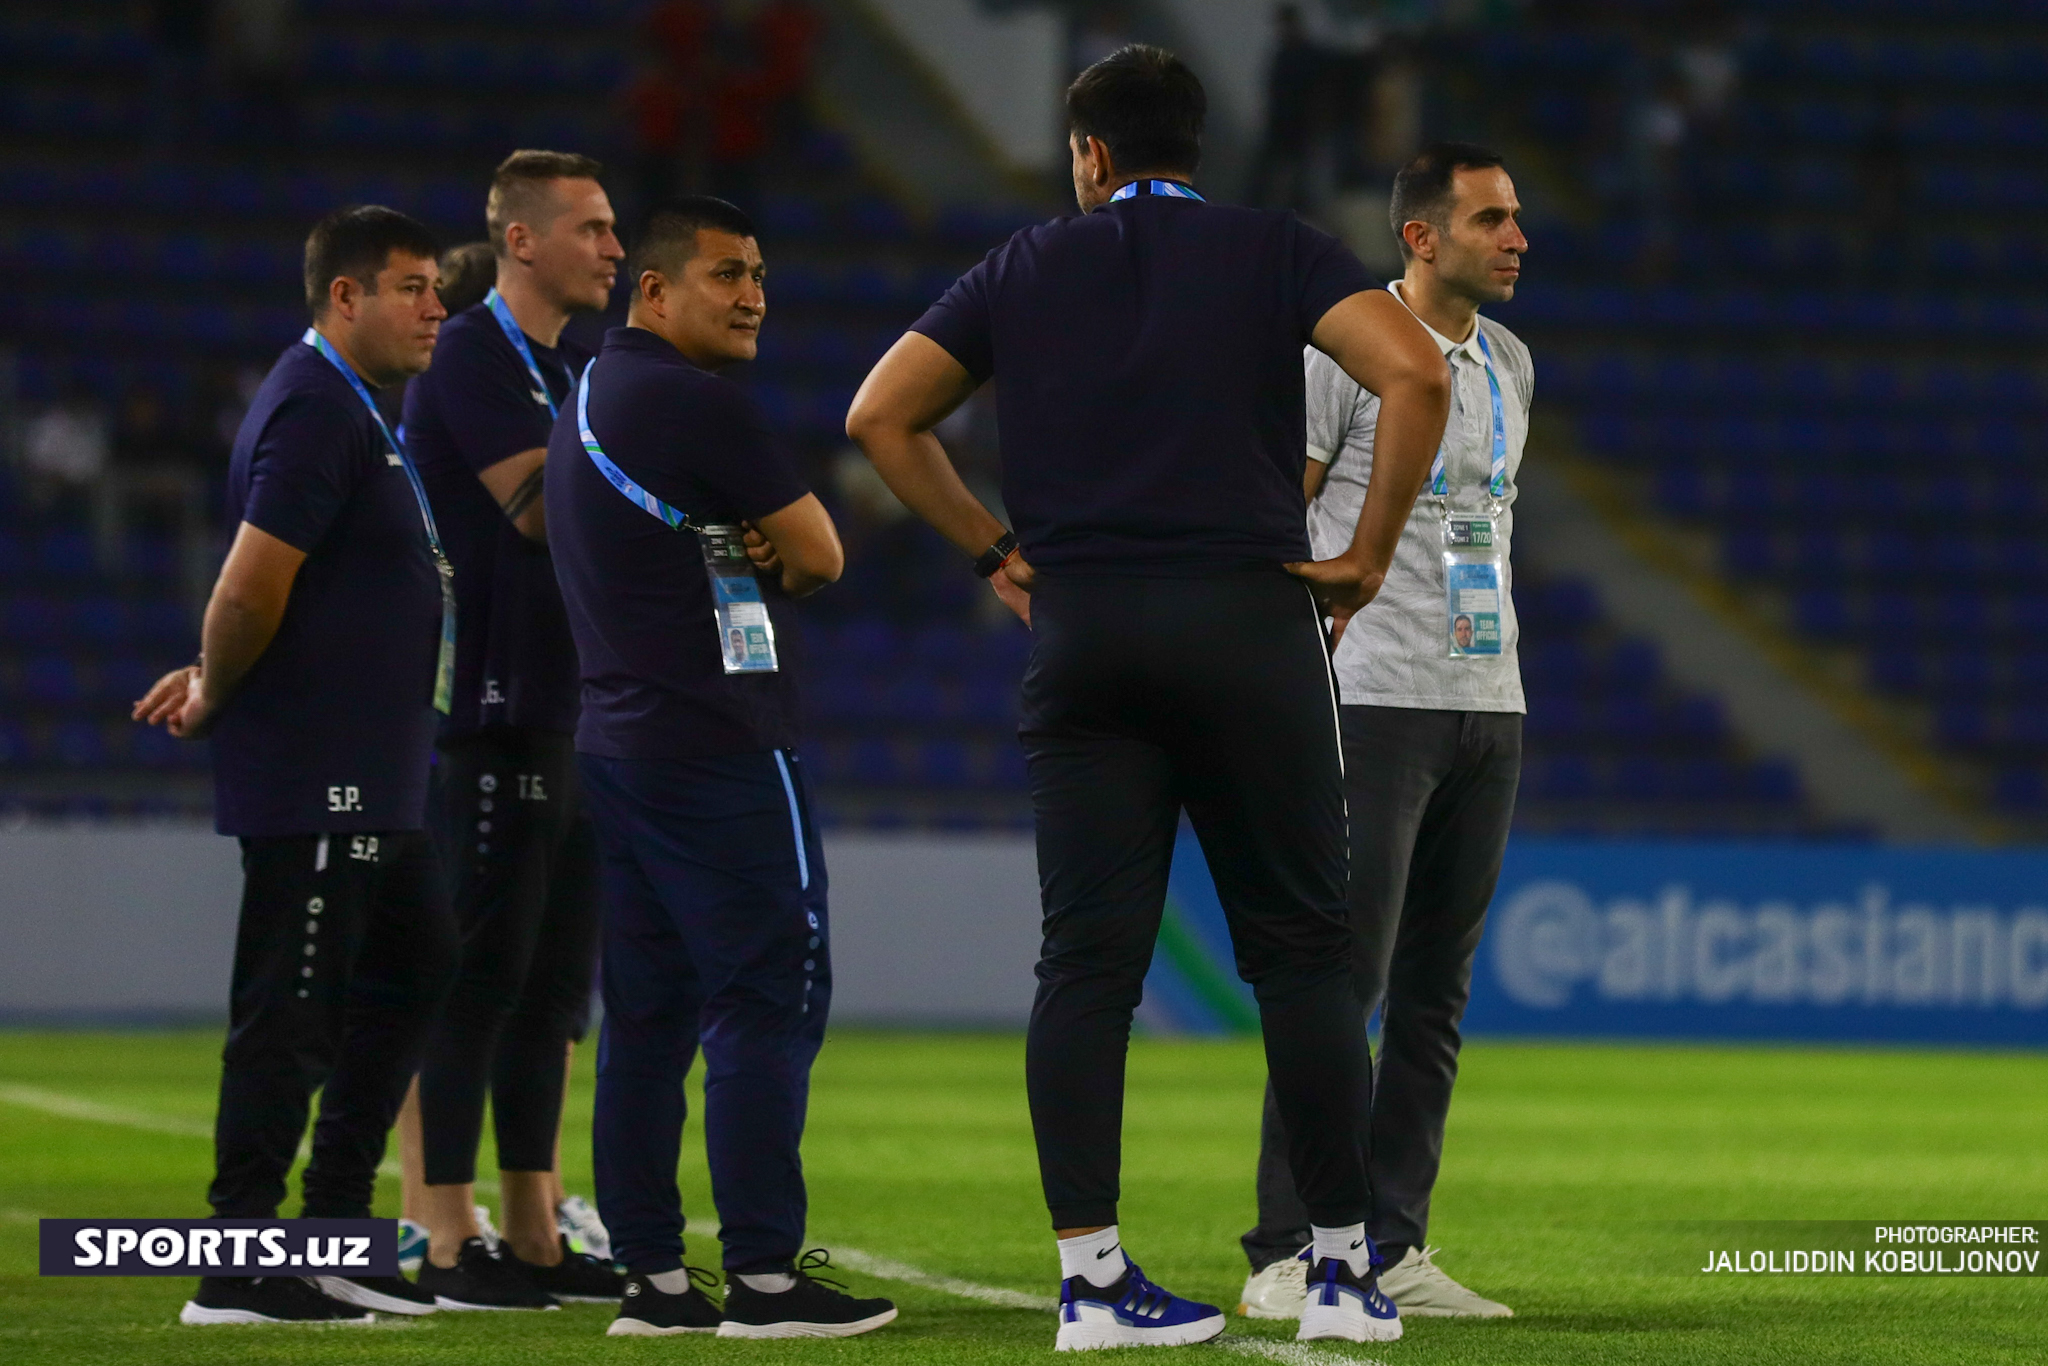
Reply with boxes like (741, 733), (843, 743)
(1, 1030), (2043, 1364)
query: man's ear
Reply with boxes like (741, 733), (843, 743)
(1088, 135), (1116, 185)
(1401, 220), (1436, 263)
(505, 221), (535, 264)
(637, 270), (664, 312)
(327, 275), (359, 321)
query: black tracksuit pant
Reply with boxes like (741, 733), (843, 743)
(209, 831), (457, 1218)
(418, 729), (600, 1184)
(1241, 705), (1522, 1270)
(1021, 570), (1373, 1231)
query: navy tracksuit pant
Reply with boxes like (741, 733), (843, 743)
(579, 747), (829, 1276)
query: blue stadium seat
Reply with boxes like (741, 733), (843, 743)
(46, 719), (108, 766)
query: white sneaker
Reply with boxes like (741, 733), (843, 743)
(473, 1204), (501, 1254)
(1377, 1246), (1512, 1318)
(1237, 1246), (1307, 1319)
(556, 1193), (612, 1262)
(1297, 1254), (1401, 1344)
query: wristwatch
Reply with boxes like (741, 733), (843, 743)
(974, 530), (1019, 579)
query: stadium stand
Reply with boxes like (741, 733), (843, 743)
(1475, 0), (2048, 835)
(0, 0), (1870, 837)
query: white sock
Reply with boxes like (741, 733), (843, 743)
(646, 1268), (694, 1295)
(1311, 1223), (1372, 1278)
(1057, 1225), (1126, 1288)
(736, 1271), (797, 1293)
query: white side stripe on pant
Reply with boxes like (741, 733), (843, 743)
(772, 749), (810, 891)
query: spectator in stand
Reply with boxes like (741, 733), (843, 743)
(1245, 4), (1325, 213)
(216, 0), (302, 147)
(627, 0), (719, 209)
(754, 0), (821, 147)
(23, 387), (111, 509)
(150, 0), (213, 145)
(1071, 3), (1136, 75)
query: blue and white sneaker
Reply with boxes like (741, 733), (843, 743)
(1297, 1244), (1402, 1343)
(1055, 1260), (1226, 1351)
(396, 1218), (429, 1274)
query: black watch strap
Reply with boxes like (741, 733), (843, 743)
(974, 530), (1019, 579)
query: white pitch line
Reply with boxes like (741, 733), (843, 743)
(0, 1083), (212, 1138)
(831, 1248), (1053, 1310)
(0, 1082), (452, 1187)
(1221, 1338), (1393, 1366)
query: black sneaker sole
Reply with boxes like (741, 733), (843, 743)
(715, 1306), (898, 1339)
(312, 1276), (437, 1316)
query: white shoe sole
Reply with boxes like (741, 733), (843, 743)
(1238, 1299), (1303, 1320)
(178, 1301), (374, 1326)
(312, 1276), (437, 1316)
(1390, 1302), (1513, 1318)
(716, 1306), (898, 1338)
(1298, 1303), (1403, 1343)
(1055, 1313), (1227, 1351)
(553, 1293), (626, 1304)
(430, 1296), (560, 1311)
(607, 1317), (719, 1336)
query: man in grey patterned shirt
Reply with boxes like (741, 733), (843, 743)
(1239, 143), (1531, 1323)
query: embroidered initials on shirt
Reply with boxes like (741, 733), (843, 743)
(326, 785), (362, 812)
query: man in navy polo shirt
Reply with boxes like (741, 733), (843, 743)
(846, 46), (1451, 1350)
(400, 149), (625, 1310)
(134, 205), (458, 1325)
(545, 198), (894, 1340)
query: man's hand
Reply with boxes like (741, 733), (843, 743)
(132, 665), (216, 739)
(741, 520), (781, 576)
(1285, 551), (1385, 646)
(989, 554), (1035, 628)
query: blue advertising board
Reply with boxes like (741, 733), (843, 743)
(1142, 834), (2048, 1046)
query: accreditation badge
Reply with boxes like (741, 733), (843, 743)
(699, 524), (780, 674)
(1442, 511), (1504, 658)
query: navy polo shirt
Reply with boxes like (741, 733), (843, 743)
(211, 340), (442, 837)
(545, 326), (811, 762)
(402, 303), (585, 739)
(911, 188), (1376, 575)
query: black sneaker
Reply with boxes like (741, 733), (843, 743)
(179, 1276), (375, 1325)
(606, 1267), (725, 1337)
(313, 1273), (438, 1316)
(416, 1237), (561, 1311)
(505, 1235), (627, 1302)
(716, 1249), (897, 1339)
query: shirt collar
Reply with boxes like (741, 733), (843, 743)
(1388, 280), (1486, 364)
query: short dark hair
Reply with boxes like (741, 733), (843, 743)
(303, 205), (441, 317)
(487, 149), (605, 256)
(1066, 44), (1205, 177)
(1389, 142), (1507, 259)
(628, 196), (758, 280)
(436, 240), (497, 315)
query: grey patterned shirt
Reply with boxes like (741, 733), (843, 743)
(1304, 281), (1533, 712)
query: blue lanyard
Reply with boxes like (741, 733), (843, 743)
(576, 358), (701, 532)
(303, 328), (456, 713)
(1428, 329), (1509, 503)
(483, 287), (561, 419)
(302, 329), (448, 560)
(1109, 179), (1205, 202)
